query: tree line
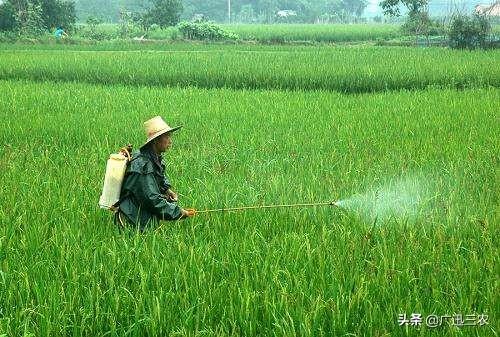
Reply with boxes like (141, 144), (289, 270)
(0, 0), (76, 33)
(0, 0), (368, 27)
(0, 0), (370, 34)
(181, 0), (369, 23)
(67, 0), (369, 25)
(1, 0), (493, 50)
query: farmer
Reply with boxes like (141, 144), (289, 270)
(54, 26), (68, 39)
(115, 116), (196, 231)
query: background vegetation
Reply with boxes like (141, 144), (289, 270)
(1, 0), (498, 49)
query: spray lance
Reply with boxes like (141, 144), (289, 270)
(156, 200), (343, 231)
(190, 200), (342, 215)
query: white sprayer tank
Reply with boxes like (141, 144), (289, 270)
(99, 153), (128, 209)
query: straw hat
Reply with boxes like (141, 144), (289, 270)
(142, 116), (182, 148)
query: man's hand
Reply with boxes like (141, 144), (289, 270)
(166, 189), (178, 202)
(181, 208), (196, 218)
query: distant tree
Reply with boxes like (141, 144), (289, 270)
(401, 10), (432, 43)
(181, 0), (227, 22)
(180, 0), (367, 24)
(15, 1), (45, 36)
(276, 0), (327, 23)
(448, 13), (491, 49)
(256, 0), (279, 23)
(0, 1), (17, 30)
(343, 0), (368, 18)
(73, 0), (119, 22)
(380, 0), (427, 17)
(1, 0), (76, 33)
(237, 4), (255, 23)
(72, 0), (148, 23)
(143, 0), (183, 27)
(380, 0), (432, 44)
(39, 0), (76, 29)
(324, 0), (367, 23)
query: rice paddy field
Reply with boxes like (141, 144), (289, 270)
(0, 46), (499, 93)
(0, 42), (498, 337)
(70, 23), (401, 43)
(220, 24), (401, 43)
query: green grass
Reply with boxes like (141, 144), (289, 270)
(0, 46), (499, 93)
(221, 24), (401, 43)
(0, 41), (354, 52)
(0, 78), (498, 336)
(69, 23), (402, 43)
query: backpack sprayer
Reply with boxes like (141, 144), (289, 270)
(99, 146), (132, 211)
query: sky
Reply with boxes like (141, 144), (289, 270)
(366, 0), (382, 16)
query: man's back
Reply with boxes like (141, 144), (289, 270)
(117, 146), (182, 230)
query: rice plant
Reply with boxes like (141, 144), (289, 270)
(222, 24), (401, 43)
(0, 46), (498, 93)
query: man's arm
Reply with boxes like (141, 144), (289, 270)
(137, 173), (182, 220)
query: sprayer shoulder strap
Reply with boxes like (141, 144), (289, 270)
(128, 152), (155, 175)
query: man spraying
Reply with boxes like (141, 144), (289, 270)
(114, 116), (196, 231)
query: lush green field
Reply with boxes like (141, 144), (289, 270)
(220, 24), (401, 43)
(0, 39), (498, 336)
(0, 46), (499, 92)
(0, 76), (498, 336)
(0, 41), (307, 51)
(70, 23), (497, 43)
(1, 23), (497, 46)
(69, 23), (401, 43)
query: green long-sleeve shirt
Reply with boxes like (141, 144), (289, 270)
(117, 145), (182, 230)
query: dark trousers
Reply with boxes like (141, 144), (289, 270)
(113, 211), (150, 233)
